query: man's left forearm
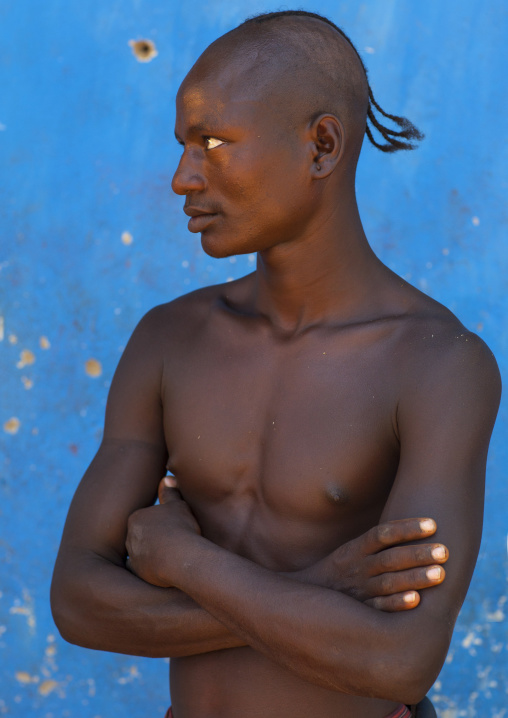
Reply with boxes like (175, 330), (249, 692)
(167, 532), (445, 704)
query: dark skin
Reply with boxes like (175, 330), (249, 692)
(51, 19), (501, 718)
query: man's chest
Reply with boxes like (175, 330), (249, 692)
(161, 321), (401, 560)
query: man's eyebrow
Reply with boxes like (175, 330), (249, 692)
(174, 120), (229, 142)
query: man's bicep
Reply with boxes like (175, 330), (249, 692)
(59, 308), (169, 562)
(380, 333), (501, 624)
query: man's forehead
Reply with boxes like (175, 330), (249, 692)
(176, 68), (278, 129)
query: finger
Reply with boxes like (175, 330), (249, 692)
(366, 591), (421, 612)
(368, 543), (449, 576)
(158, 475), (180, 504)
(368, 565), (446, 597)
(363, 518), (438, 554)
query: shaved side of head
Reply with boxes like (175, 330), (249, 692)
(185, 10), (423, 165)
(190, 15), (369, 167)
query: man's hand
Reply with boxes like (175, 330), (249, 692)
(126, 476), (201, 587)
(129, 476), (448, 612)
(292, 518), (448, 611)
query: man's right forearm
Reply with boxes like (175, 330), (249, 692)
(51, 549), (246, 657)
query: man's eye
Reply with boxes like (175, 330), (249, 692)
(204, 137), (225, 150)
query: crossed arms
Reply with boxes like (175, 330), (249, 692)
(51, 310), (501, 705)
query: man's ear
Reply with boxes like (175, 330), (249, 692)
(309, 114), (345, 179)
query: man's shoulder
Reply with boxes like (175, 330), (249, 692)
(392, 294), (500, 407)
(137, 278), (246, 335)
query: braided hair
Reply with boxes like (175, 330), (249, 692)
(240, 10), (424, 153)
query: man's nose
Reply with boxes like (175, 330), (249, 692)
(171, 148), (206, 196)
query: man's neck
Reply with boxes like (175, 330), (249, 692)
(251, 201), (387, 334)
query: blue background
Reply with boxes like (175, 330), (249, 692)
(1, 1), (507, 715)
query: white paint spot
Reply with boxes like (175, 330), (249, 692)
(0, 316), (4, 341)
(364, 46), (375, 54)
(181, 260), (189, 268)
(472, 216), (480, 226)
(114, 308), (122, 315)
(226, 277), (234, 282)
(229, 257), (236, 263)
(248, 254), (256, 263)
(121, 231), (133, 246)
(39, 336), (50, 349)
(425, 261), (433, 269)
(0, 123), (6, 131)
(442, 248), (450, 256)
(486, 608), (505, 622)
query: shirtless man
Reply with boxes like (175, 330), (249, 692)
(50, 11), (501, 718)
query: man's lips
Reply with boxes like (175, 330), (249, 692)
(183, 206), (217, 218)
(183, 206), (219, 232)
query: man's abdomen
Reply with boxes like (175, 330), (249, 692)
(169, 647), (401, 718)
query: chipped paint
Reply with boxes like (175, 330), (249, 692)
(9, 591), (36, 630)
(38, 679), (58, 696)
(85, 358), (102, 377)
(21, 376), (34, 389)
(8, 333), (18, 344)
(3, 417), (21, 434)
(121, 231), (133, 245)
(16, 349), (35, 368)
(15, 671), (39, 684)
(128, 39), (158, 62)
(39, 336), (50, 349)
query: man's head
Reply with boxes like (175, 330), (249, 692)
(172, 11), (423, 258)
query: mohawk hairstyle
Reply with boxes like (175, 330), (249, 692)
(240, 10), (424, 153)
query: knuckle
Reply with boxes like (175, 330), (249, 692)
(378, 549), (395, 571)
(374, 523), (392, 546)
(378, 574), (395, 594)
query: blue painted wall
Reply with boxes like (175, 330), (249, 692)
(1, 1), (506, 715)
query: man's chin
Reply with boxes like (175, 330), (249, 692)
(200, 230), (242, 260)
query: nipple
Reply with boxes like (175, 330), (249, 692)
(326, 483), (349, 505)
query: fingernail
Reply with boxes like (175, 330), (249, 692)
(404, 592), (417, 603)
(420, 519), (436, 532)
(432, 546), (446, 560)
(427, 567), (442, 580)
(164, 476), (176, 487)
